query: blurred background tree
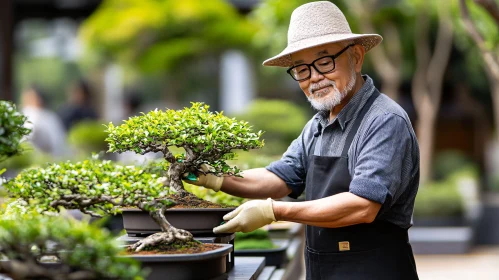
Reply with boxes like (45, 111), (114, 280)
(80, 0), (259, 108)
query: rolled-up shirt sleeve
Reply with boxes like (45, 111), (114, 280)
(266, 121), (314, 198)
(349, 113), (414, 210)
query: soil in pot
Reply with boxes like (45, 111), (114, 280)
(167, 193), (233, 209)
(125, 240), (222, 255)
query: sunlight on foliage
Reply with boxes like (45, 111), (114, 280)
(4, 159), (171, 215)
(80, 0), (258, 73)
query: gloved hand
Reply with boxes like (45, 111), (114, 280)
(213, 198), (276, 233)
(183, 163), (224, 192)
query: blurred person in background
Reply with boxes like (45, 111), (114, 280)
(186, 2), (420, 279)
(58, 79), (99, 131)
(123, 88), (143, 118)
(20, 85), (67, 157)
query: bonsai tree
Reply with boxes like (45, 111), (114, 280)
(105, 102), (264, 195)
(0, 101), (31, 163)
(0, 203), (144, 280)
(5, 159), (192, 251)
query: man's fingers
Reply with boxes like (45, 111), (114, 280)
(223, 206), (243, 221)
(213, 218), (240, 234)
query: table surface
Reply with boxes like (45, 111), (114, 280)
(228, 257), (266, 280)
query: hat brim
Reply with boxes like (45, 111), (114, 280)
(262, 33), (382, 67)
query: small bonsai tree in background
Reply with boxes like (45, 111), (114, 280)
(106, 102), (264, 195)
(0, 204), (144, 280)
(0, 101), (31, 163)
(5, 159), (192, 251)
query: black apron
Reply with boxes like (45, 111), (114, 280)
(305, 90), (419, 280)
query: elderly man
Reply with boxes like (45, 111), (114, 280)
(186, 1), (419, 279)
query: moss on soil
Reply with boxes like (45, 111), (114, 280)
(125, 240), (222, 255)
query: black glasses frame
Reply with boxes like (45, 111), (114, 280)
(287, 44), (355, 81)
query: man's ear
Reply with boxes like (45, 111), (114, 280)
(352, 44), (365, 73)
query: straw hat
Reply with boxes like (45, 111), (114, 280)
(263, 1), (382, 67)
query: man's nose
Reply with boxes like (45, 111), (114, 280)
(309, 66), (324, 82)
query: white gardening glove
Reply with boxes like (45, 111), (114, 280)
(183, 163), (224, 192)
(213, 198), (276, 233)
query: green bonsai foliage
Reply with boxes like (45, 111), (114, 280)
(106, 102), (264, 194)
(0, 101), (31, 162)
(184, 183), (246, 207)
(0, 205), (145, 280)
(5, 159), (193, 252)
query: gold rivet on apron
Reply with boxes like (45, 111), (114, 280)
(338, 241), (350, 251)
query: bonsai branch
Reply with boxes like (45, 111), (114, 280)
(163, 146), (176, 163)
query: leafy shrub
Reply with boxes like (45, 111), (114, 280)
(0, 206), (145, 279)
(68, 121), (109, 154)
(234, 228), (275, 250)
(0, 101), (31, 161)
(433, 150), (474, 180)
(235, 99), (308, 155)
(414, 180), (465, 218)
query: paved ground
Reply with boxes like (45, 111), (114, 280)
(415, 246), (499, 280)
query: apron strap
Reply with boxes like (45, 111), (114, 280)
(341, 89), (380, 157)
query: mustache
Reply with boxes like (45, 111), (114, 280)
(309, 80), (336, 94)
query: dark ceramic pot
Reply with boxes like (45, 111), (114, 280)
(234, 239), (289, 268)
(128, 243), (233, 280)
(122, 208), (234, 235)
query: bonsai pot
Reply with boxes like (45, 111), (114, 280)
(119, 234), (236, 273)
(234, 239), (289, 268)
(0, 244), (233, 280)
(122, 208), (234, 235)
(127, 243), (233, 280)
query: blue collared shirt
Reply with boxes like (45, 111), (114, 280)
(267, 75), (420, 228)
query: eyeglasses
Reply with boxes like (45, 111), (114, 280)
(287, 44), (354, 81)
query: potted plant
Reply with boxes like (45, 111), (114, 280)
(0, 101), (31, 173)
(0, 203), (144, 280)
(105, 102), (263, 234)
(233, 229), (289, 269)
(4, 159), (232, 280)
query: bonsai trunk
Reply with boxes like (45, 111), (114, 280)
(129, 207), (193, 252)
(168, 162), (186, 194)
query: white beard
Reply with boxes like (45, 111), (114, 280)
(307, 68), (357, 112)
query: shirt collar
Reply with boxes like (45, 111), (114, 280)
(314, 74), (376, 131)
